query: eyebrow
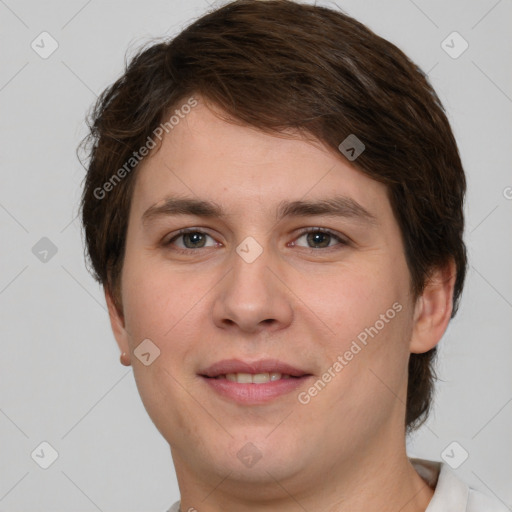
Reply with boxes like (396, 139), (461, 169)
(142, 195), (378, 226)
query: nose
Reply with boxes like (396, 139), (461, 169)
(212, 240), (294, 335)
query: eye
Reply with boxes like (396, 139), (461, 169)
(165, 229), (218, 251)
(292, 227), (348, 250)
(163, 227), (348, 254)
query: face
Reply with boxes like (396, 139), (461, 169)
(107, 97), (443, 494)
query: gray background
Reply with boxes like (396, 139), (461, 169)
(0, 0), (511, 510)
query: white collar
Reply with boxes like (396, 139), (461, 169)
(410, 457), (469, 511)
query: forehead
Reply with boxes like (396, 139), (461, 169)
(130, 100), (391, 223)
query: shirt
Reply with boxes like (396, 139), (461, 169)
(166, 457), (508, 511)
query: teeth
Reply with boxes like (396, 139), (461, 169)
(223, 372), (288, 383)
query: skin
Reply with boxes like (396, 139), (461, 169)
(106, 97), (455, 512)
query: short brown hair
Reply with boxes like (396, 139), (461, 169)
(80, 0), (467, 433)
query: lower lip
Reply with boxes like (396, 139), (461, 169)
(201, 376), (312, 404)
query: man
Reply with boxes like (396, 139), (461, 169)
(80, 1), (506, 510)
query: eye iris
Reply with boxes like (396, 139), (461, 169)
(307, 231), (330, 248)
(183, 232), (206, 248)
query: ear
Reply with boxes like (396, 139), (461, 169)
(104, 286), (130, 356)
(409, 259), (457, 354)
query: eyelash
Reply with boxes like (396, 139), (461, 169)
(163, 227), (349, 254)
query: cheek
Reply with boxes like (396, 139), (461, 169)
(120, 252), (203, 342)
(295, 260), (406, 340)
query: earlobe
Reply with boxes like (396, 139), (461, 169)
(104, 286), (131, 358)
(410, 260), (456, 354)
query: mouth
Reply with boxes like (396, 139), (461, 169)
(198, 359), (313, 404)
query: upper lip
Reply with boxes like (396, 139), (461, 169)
(199, 358), (311, 378)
